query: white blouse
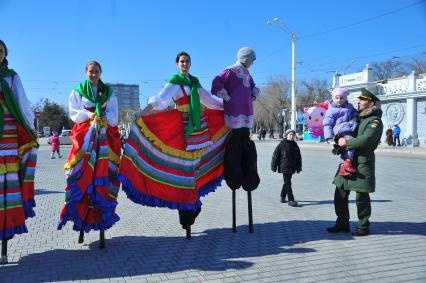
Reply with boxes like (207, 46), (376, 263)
(68, 88), (118, 127)
(148, 83), (223, 111)
(0, 74), (35, 130)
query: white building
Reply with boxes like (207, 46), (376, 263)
(332, 65), (426, 146)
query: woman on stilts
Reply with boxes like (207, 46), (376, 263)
(0, 40), (38, 264)
(119, 51), (228, 239)
(57, 61), (121, 249)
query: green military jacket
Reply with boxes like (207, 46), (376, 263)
(334, 106), (383, 193)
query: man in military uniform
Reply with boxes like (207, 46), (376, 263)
(327, 88), (383, 237)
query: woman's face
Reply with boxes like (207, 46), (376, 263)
(0, 44), (6, 65)
(244, 59), (254, 68)
(177, 55), (191, 74)
(86, 64), (101, 85)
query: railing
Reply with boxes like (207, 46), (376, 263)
(416, 78), (426, 91)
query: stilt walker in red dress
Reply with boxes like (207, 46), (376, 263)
(57, 61), (120, 249)
(0, 40), (38, 264)
(119, 52), (229, 239)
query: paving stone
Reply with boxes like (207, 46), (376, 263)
(0, 142), (425, 282)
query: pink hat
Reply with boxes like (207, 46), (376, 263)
(331, 87), (349, 99)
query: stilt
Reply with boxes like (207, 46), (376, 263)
(247, 191), (253, 233)
(232, 190), (237, 232)
(99, 231), (105, 249)
(0, 239), (8, 265)
(185, 227), (191, 240)
(78, 230), (84, 243)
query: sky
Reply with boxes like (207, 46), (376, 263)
(2, 0), (426, 108)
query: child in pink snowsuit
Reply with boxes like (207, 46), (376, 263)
(50, 132), (62, 159)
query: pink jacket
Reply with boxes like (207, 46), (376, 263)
(50, 136), (60, 151)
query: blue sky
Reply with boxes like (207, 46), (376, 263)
(2, 0), (426, 107)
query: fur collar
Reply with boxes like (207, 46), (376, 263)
(359, 105), (382, 118)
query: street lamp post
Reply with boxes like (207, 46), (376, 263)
(267, 18), (297, 130)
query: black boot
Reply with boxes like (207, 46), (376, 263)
(326, 226), (350, 233)
(352, 227), (369, 236)
(287, 194), (298, 207)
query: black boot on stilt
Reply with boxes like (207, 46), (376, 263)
(99, 231), (106, 249)
(185, 227), (191, 240)
(78, 230), (84, 244)
(1, 239), (8, 265)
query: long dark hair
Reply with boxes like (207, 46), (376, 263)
(175, 51), (191, 63)
(0, 40), (9, 70)
(85, 60), (104, 95)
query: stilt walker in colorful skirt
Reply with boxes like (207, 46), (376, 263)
(211, 47), (260, 233)
(0, 40), (38, 264)
(119, 52), (229, 239)
(58, 61), (120, 249)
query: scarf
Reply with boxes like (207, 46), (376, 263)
(168, 73), (201, 136)
(0, 68), (36, 141)
(74, 80), (112, 117)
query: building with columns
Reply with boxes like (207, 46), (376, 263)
(332, 65), (426, 146)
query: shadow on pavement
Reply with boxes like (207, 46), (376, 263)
(35, 189), (63, 195)
(298, 199), (392, 207)
(1, 220), (425, 282)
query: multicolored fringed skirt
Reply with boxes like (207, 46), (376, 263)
(119, 108), (229, 211)
(58, 117), (121, 232)
(0, 95), (38, 240)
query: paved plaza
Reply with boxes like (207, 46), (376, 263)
(0, 140), (425, 283)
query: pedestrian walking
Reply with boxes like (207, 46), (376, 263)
(327, 88), (383, 237)
(385, 126), (393, 146)
(271, 129), (302, 207)
(49, 131), (62, 159)
(393, 124), (401, 146)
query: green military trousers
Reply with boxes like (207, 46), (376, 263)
(334, 186), (371, 230)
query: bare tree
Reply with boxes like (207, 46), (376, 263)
(405, 55), (426, 74)
(370, 59), (407, 81)
(298, 79), (330, 108)
(255, 76), (291, 138)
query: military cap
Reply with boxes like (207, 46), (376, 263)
(358, 88), (380, 102)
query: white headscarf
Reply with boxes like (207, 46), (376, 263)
(237, 47), (256, 65)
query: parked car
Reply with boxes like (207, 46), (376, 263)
(59, 130), (72, 145)
(47, 130), (72, 145)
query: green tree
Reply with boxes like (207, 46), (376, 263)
(34, 98), (73, 133)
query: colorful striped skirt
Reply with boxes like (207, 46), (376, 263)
(119, 109), (229, 211)
(0, 99), (38, 240)
(58, 118), (121, 232)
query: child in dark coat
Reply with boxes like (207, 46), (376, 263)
(271, 129), (302, 207)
